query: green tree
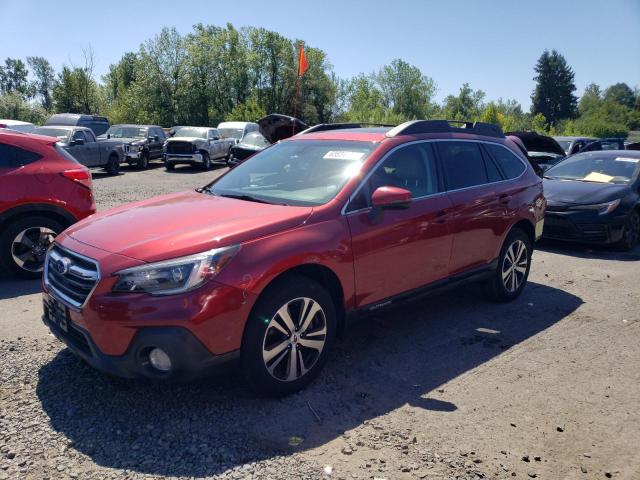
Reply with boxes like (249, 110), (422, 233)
(0, 91), (46, 123)
(578, 83), (601, 114)
(376, 59), (436, 119)
(442, 83), (485, 120)
(479, 102), (505, 128)
(0, 58), (31, 98)
(603, 82), (635, 109)
(27, 56), (55, 110)
(530, 49), (577, 125)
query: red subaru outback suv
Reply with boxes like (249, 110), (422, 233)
(42, 120), (545, 395)
(0, 130), (95, 278)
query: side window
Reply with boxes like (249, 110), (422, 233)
(156, 128), (166, 140)
(0, 143), (42, 167)
(83, 130), (96, 143)
(486, 144), (526, 179)
(72, 130), (87, 142)
(483, 150), (504, 182)
(348, 143), (440, 211)
(437, 141), (488, 190)
(211, 129), (219, 139)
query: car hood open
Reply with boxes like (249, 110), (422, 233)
(507, 131), (566, 156)
(65, 191), (313, 263)
(258, 114), (308, 143)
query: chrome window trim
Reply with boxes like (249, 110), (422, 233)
(44, 244), (101, 311)
(341, 138), (528, 216)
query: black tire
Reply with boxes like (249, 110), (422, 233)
(0, 216), (65, 279)
(165, 162), (175, 171)
(137, 151), (149, 169)
(105, 154), (120, 175)
(201, 152), (211, 170)
(485, 227), (532, 302)
(616, 210), (640, 251)
(241, 275), (336, 397)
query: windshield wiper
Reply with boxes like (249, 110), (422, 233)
(216, 192), (288, 206)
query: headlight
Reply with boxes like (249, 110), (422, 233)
(112, 245), (240, 295)
(569, 199), (621, 215)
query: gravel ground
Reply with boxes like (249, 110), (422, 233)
(1, 163), (639, 479)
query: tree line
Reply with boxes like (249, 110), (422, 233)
(1, 23), (639, 138)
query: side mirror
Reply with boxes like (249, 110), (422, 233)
(371, 186), (412, 210)
(106, 133), (111, 139)
(70, 138), (85, 146)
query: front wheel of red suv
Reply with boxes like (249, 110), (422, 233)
(0, 216), (64, 279)
(241, 275), (336, 397)
(486, 228), (532, 302)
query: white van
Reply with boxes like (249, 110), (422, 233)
(216, 121), (260, 143)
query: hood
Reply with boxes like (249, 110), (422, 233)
(65, 191), (313, 263)
(507, 131), (565, 156)
(166, 136), (205, 143)
(98, 135), (146, 144)
(258, 114), (308, 143)
(543, 179), (630, 207)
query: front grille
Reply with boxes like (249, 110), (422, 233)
(166, 141), (195, 155)
(543, 214), (577, 237)
(45, 245), (99, 309)
(123, 144), (131, 153)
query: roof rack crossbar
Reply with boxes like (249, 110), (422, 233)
(386, 120), (504, 139)
(299, 122), (395, 135)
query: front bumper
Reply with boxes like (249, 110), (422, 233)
(165, 153), (203, 164)
(42, 304), (239, 381)
(542, 210), (626, 244)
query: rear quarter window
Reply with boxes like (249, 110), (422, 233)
(486, 144), (526, 179)
(0, 143), (42, 168)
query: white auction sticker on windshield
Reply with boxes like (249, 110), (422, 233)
(323, 150), (365, 161)
(615, 157), (640, 163)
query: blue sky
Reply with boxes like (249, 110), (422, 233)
(1, 0), (639, 109)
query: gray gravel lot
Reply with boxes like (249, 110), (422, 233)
(1, 163), (639, 479)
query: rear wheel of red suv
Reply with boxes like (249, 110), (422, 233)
(0, 216), (64, 279)
(486, 228), (532, 302)
(241, 275), (336, 396)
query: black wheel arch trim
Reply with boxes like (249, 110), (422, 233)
(0, 204), (77, 229)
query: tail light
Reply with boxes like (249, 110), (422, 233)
(61, 168), (92, 190)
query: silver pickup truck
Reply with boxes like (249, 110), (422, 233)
(32, 126), (123, 174)
(164, 126), (235, 170)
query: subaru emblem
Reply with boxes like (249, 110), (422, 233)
(54, 257), (71, 275)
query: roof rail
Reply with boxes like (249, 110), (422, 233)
(299, 122), (394, 135)
(386, 120), (504, 139)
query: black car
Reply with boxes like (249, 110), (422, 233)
(542, 150), (640, 250)
(227, 132), (271, 167)
(227, 114), (308, 168)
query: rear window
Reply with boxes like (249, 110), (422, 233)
(0, 143), (42, 168)
(485, 144), (526, 179)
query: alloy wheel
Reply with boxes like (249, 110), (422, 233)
(501, 239), (528, 293)
(262, 297), (327, 382)
(11, 227), (56, 273)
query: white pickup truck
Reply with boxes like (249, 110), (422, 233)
(163, 127), (235, 170)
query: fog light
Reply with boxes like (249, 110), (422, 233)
(148, 348), (172, 372)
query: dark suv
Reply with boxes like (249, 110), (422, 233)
(42, 120), (545, 395)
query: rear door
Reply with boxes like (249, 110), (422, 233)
(436, 140), (512, 275)
(346, 142), (454, 307)
(0, 142), (44, 206)
(150, 127), (165, 158)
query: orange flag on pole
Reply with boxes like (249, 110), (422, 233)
(297, 44), (309, 77)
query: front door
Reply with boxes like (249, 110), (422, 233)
(346, 142), (454, 307)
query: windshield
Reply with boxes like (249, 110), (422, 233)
(33, 127), (70, 143)
(545, 153), (640, 184)
(241, 132), (270, 148)
(207, 140), (377, 206)
(218, 128), (244, 140)
(106, 126), (147, 138)
(556, 140), (571, 152)
(174, 127), (207, 139)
